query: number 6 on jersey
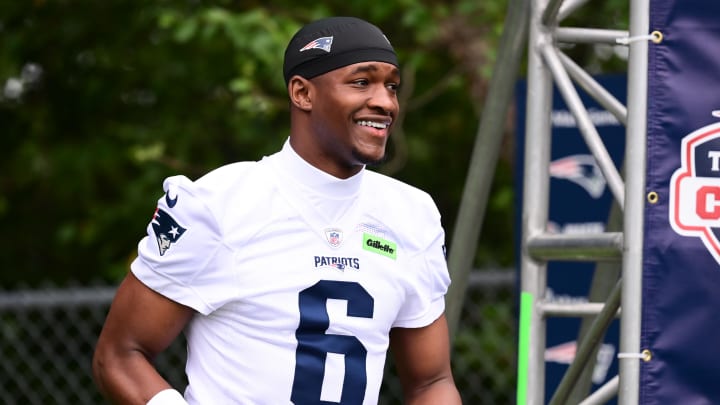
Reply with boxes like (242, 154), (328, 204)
(291, 280), (374, 404)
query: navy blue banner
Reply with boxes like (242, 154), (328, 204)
(516, 74), (626, 404)
(643, 1), (720, 403)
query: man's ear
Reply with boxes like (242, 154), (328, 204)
(288, 76), (313, 111)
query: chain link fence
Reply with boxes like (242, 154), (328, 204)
(0, 271), (517, 404)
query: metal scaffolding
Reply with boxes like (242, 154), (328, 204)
(517, 0), (650, 404)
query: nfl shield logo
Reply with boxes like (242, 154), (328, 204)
(324, 228), (343, 248)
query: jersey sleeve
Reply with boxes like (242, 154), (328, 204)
(392, 205), (451, 329)
(131, 175), (237, 315)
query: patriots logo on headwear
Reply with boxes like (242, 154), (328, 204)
(151, 208), (187, 256)
(300, 36), (333, 53)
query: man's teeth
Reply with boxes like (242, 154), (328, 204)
(357, 120), (388, 129)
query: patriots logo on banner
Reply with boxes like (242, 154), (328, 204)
(669, 121), (720, 266)
(549, 154), (606, 199)
(544, 340), (577, 364)
(299, 36), (333, 53)
(545, 341), (615, 384)
(324, 227), (343, 248)
(151, 208), (187, 256)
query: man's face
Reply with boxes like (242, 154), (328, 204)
(308, 61), (400, 177)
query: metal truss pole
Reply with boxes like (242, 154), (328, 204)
(518, 0), (553, 401)
(446, 0), (530, 338)
(518, 0), (649, 403)
(619, 0), (650, 402)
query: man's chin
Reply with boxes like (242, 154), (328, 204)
(353, 149), (387, 166)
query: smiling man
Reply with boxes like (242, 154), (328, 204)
(284, 18), (401, 178)
(93, 16), (461, 405)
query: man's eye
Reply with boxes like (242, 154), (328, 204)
(387, 83), (400, 91)
(353, 79), (369, 86)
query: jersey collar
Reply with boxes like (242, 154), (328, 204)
(277, 138), (364, 197)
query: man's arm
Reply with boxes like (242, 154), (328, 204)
(390, 313), (462, 404)
(93, 272), (195, 404)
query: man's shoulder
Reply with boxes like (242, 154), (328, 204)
(195, 161), (262, 188)
(364, 170), (435, 206)
(189, 159), (277, 198)
(172, 159), (276, 215)
(362, 171), (442, 240)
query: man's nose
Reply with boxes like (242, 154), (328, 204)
(367, 86), (397, 113)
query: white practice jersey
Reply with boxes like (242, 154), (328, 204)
(131, 140), (451, 405)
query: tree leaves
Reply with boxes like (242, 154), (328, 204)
(0, 0), (627, 286)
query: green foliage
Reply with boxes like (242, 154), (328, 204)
(0, 0), (628, 286)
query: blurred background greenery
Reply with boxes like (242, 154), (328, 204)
(0, 1), (633, 403)
(0, 0), (627, 287)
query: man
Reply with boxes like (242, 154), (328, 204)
(93, 16), (462, 405)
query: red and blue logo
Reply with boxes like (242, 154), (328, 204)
(151, 208), (187, 256)
(299, 36), (333, 53)
(669, 121), (720, 266)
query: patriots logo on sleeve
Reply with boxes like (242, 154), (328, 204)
(151, 207), (187, 256)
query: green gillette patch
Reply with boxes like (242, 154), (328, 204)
(362, 233), (397, 260)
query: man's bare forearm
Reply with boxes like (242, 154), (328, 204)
(404, 377), (462, 405)
(93, 349), (173, 404)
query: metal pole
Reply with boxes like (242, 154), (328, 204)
(568, 200), (624, 403)
(558, 52), (627, 125)
(558, 0), (592, 21)
(548, 279), (622, 405)
(445, 0), (530, 338)
(619, 0), (650, 402)
(540, 43), (625, 207)
(527, 232), (623, 261)
(542, 0), (565, 26)
(517, 0), (649, 402)
(517, 0), (553, 401)
(578, 375), (620, 405)
(555, 27), (628, 44)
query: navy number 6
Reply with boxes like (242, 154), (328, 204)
(291, 280), (374, 404)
